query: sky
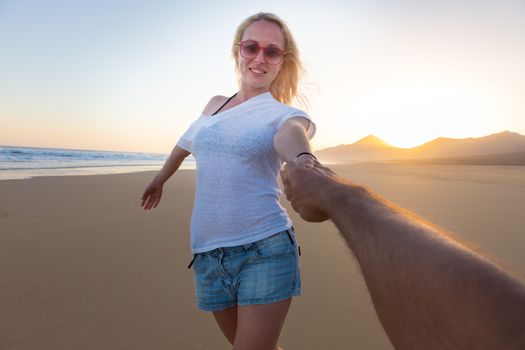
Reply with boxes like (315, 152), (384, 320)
(1, 0), (524, 153)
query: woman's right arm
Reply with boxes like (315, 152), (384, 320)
(141, 145), (190, 210)
(141, 95), (226, 210)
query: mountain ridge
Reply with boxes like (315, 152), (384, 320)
(316, 131), (525, 164)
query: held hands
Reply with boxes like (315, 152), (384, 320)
(295, 152), (316, 168)
(281, 159), (337, 222)
(141, 178), (163, 210)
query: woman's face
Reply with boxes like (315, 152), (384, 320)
(238, 20), (285, 92)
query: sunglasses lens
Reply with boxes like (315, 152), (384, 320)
(265, 47), (283, 64)
(239, 41), (284, 64)
(241, 41), (259, 58)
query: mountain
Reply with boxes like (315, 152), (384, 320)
(316, 131), (525, 164)
(316, 135), (398, 163)
(352, 135), (392, 149)
(409, 131), (525, 158)
(390, 151), (525, 166)
(316, 135), (406, 163)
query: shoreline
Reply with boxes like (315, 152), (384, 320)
(0, 164), (196, 181)
(3, 161), (524, 181)
(0, 144), (193, 181)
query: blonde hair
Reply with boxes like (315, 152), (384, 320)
(232, 12), (307, 107)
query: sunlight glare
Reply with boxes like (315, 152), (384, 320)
(348, 79), (501, 148)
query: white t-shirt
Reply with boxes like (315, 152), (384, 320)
(177, 92), (316, 253)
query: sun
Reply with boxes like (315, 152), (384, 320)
(348, 78), (502, 148)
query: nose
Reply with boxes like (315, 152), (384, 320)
(254, 48), (266, 63)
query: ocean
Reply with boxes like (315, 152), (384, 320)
(0, 146), (196, 180)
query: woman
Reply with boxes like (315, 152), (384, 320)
(141, 12), (316, 350)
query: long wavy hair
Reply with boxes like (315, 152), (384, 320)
(232, 12), (307, 107)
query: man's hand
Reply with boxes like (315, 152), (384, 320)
(281, 160), (336, 222)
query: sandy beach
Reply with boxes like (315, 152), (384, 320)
(1, 164), (525, 349)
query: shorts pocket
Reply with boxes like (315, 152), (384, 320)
(256, 232), (294, 257)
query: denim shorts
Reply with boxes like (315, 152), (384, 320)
(191, 229), (301, 312)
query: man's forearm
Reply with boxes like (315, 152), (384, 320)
(325, 179), (525, 349)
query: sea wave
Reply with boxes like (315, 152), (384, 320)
(0, 145), (195, 180)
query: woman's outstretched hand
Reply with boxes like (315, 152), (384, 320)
(141, 179), (163, 210)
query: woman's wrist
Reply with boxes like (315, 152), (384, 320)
(153, 173), (168, 186)
(295, 152), (316, 168)
(295, 152), (316, 161)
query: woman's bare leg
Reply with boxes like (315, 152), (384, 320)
(233, 298), (292, 350)
(213, 306), (238, 345)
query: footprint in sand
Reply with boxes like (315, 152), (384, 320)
(0, 211), (8, 219)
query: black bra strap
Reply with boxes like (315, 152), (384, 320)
(211, 93), (238, 116)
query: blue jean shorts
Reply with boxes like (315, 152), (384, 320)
(191, 229), (301, 312)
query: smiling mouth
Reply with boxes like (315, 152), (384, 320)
(249, 67), (267, 74)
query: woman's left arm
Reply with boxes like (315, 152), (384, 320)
(273, 117), (316, 167)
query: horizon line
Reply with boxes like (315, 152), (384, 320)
(2, 130), (522, 155)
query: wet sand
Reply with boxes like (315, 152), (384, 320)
(1, 164), (524, 349)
